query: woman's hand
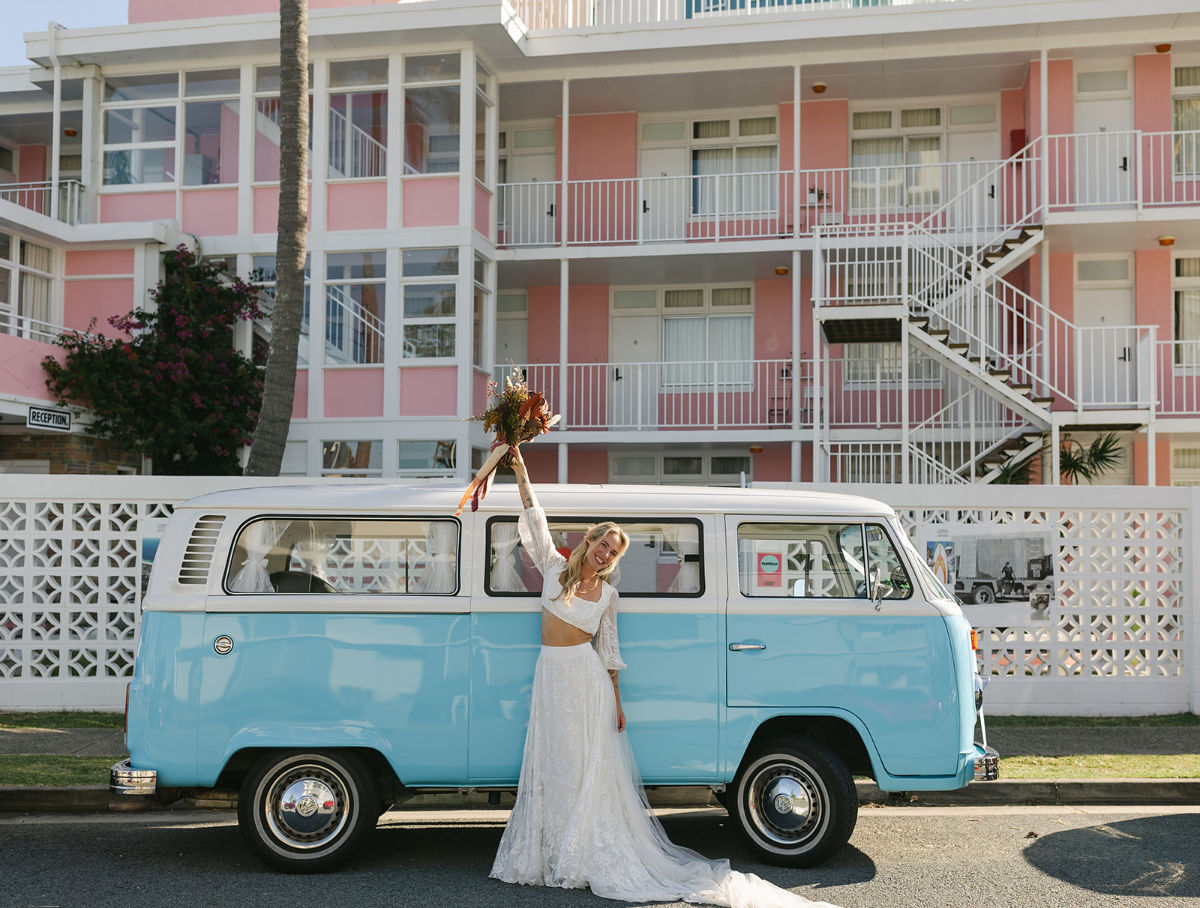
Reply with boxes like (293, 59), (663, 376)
(616, 706), (626, 733)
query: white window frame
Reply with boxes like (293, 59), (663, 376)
(327, 58), (389, 181)
(0, 232), (57, 341)
(402, 52), (462, 177)
(397, 439), (458, 477)
(1173, 254), (1200, 368)
(324, 250), (387, 366)
(320, 439), (383, 477)
(182, 69), (241, 186)
(1172, 62), (1200, 178)
(252, 63), (313, 185)
(100, 71), (182, 189)
(400, 247), (458, 362)
(251, 253), (311, 366)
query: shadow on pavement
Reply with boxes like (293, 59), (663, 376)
(1024, 814), (1198, 898)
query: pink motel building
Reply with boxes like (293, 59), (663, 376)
(3, 0), (1200, 485)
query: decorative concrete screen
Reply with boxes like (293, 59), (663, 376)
(1, 477), (1196, 714)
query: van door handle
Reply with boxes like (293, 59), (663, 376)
(729, 642), (766, 652)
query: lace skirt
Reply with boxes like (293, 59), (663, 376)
(489, 642), (839, 908)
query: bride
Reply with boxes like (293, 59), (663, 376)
(490, 447), (840, 907)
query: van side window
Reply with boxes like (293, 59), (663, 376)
(866, 523), (913, 599)
(738, 522), (868, 598)
(225, 517), (459, 595)
(485, 517), (703, 597)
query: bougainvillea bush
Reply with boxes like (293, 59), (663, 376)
(43, 246), (264, 475)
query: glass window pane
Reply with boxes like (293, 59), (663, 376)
(403, 248), (458, 276)
(255, 96), (313, 182)
(852, 110), (891, 131)
(104, 73), (178, 102)
(103, 148), (176, 185)
(712, 456), (749, 475)
(183, 100), (240, 184)
(405, 53), (461, 83)
(737, 522), (867, 598)
(664, 456), (702, 475)
(1078, 258), (1130, 282)
(900, 107), (941, 128)
(326, 251), (386, 280)
(398, 439), (457, 472)
(255, 64), (313, 93)
(1078, 70), (1127, 93)
(693, 119), (731, 139)
(611, 455), (656, 476)
(711, 287), (750, 307)
(664, 288), (704, 308)
(1176, 66), (1200, 89)
(613, 289), (656, 309)
(405, 86), (460, 174)
(403, 283), (456, 317)
(329, 91), (387, 179)
(738, 116), (776, 137)
(403, 323), (455, 357)
(19, 241), (52, 272)
(330, 59), (388, 87)
(513, 127), (555, 149)
(325, 284), (385, 364)
(866, 524), (913, 599)
(104, 106), (176, 144)
(320, 440), (382, 474)
(642, 121), (685, 142)
(227, 515), (458, 595)
(1177, 258), (1200, 278)
(185, 69), (239, 97)
(949, 104), (996, 126)
(498, 291), (527, 313)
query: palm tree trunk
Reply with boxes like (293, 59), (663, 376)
(246, 0), (309, 476)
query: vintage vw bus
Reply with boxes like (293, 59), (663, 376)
(112, 482), (997, 872)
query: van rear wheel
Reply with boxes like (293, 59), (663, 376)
(729, 737), (857, 867)
(238, 750), (377, 873)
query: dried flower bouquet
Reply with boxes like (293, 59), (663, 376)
(455, 366), (560, 515)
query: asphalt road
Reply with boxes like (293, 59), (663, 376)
(3, 804), (1198, 908)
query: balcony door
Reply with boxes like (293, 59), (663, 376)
(610, 313), (661, 429)
(946, 130), (1002, 233)
(1074, 69), (1134, 208)
(639, 146), (688, 242)
(1075, 258), (1139, 406)
(507, 152), (556, 246)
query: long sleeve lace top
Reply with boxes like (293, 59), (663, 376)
(517, 505), (627, 671)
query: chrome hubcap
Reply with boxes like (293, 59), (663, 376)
(747, 762), (822, 846)
(264, 763), (350, 850)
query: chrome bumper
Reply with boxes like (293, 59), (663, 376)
(110, 758), (157, 796)
(973, 744), (1000, 782)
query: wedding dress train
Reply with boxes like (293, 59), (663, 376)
(489, 640), (841, 907)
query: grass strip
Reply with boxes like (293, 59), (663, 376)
(1001, 753), (1200, 779)
(985, 713), (1200, 727)
(0, 711), (123, 730)
(0, 755), (125, 787)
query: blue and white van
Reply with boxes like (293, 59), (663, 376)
(111, 482), (997, 872)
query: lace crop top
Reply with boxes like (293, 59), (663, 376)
(517, 505), (627, 672)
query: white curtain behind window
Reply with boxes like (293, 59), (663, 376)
(411, 521), (457, 593)
(1177, 289), (1200, 365)
(711, 315), (752, 384)
(692, 148), (732, 216)
(292, 521), (333, 583)
(851, 137), (903, 210)
(489, 523), (526, 592)
(664, 316), (707, 386)
(661, 524), (700, 594)
(230, 520), (286, 592)
(735, 145), (778, 213)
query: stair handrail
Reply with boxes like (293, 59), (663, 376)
(907, 442), (967, 485)
(905, 221), (1077, 406)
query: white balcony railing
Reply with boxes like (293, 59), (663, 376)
(0, 180), (85, 225)
(0, 310), (76, 346)
(509, 0), (977, 30)
(497, 359), (801, 430)
(1046, 130), (1200, 211)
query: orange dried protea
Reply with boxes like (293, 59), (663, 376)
(455, 366), (560, 515)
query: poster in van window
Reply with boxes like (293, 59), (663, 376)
(138, 518), (171, 608)
(756, 552), (782, 588)
(919, 522), (1054, 623)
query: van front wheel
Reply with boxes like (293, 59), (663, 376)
(730, 737), (857, 867)
(239, 750), (377, 873)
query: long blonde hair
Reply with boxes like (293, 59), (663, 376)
(554, 521), (629, 603)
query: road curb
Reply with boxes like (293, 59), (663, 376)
(3, 779), (1199, 814)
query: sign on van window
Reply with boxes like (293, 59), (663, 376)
(485, 517), (703, 597)
(737, 522), (911, 600)
(225, 517), (459, 595)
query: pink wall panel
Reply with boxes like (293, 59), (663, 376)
(63, 278), (135, 333)
(65, 249), (135, 276)
(399, 366), (457, 415)
(328, 180), (387, 230)
(323, 368), (383, 418)
(130, 0), (377, 22)
(18, 146), (47, 182)
(1000, 89), (1025, 155)
(561, 113), (638, 180)
(100, 192), (175, 223)
(568, 448), (607, 484)
(1133, 437), (1171, 486)
(292, 370), (309, 419)
(754, 277), (791, 360)
(1134, 55), (1172, 132)
(752, 444), (790, 482)
(1027, 59), (1074, 138)
(0, 333), (62, 403)
(1135, 248), (1171, 336)
(522, 443), (558, 483)
(800, 100), (849, 169)
(567, 285), (609, 363)
(402, 177), (458, 227)
(181, 188), (238, 235)
(527, 286), (561, 362)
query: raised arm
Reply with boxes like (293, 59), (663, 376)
(510, 446), (538, 510)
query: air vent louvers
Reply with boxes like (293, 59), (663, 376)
(178, 515), (225, 585)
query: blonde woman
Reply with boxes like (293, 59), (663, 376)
(490, 448), (840, 908)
